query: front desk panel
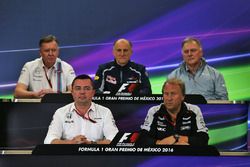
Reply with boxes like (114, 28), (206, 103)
(2, 155), (250, 167)
(0, 97), (249, 151)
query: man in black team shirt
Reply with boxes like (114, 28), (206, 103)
(94, 38), (152, 96)
(137, 78), (209, 146)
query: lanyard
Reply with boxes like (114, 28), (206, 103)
(43, 67), (53, 89)
(74, 109), (96, 123)
(57, 62), (62, 93)
(43, 62), (62, 92)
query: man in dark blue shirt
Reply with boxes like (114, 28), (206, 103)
(94, 38), (152, 95)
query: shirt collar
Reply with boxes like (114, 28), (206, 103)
(39, 57), (61, 69)
(114, 59), (131, 69)
(71, 102), (95, 114)
(183, 58), (206, 73)
(158, 102), (187, 120)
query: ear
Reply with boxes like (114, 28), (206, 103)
(181, 95), (185, 102)
(200, 47), (203, 55)
(39, 50), (42, 57)
(92, 89), (96, 96)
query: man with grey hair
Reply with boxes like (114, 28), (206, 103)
(137, 78), (209, 146)
(168, 37), (228, 100)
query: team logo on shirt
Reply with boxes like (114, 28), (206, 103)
(158, 116), (165, 121)
(65, 112), (74, 123)
(94, 75), (99, 80)
(66, 112), (72, 119)
(34, 67), (42, 75)
(20, 68), (27, 75)
(180, 126), (191, 131)
(32, 67), (43, 81)
(106, 75), (117, 84)
(157, 127), (166, 131)
(157, 121), (166, 127)
(127, 76), (139, 83)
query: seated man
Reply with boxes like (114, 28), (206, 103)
(44, 74), (119, 144)
(14, 35), (76, 98)
(168, 37), (228, 100)
(94, 38), (152, 96)
(137, 78), (209, 146)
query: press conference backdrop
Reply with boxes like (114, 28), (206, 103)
(0, 0), (250, 100)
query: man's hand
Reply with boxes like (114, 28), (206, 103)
(174, 141), (189, 145)
(156, 135), (176, 145)
(71, 135), (91, 144)
(36, 89), (55, 98)
(156, 135), (189, 145)
(51, 135), (91, 144)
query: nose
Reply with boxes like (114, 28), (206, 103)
(79, 89), (87, 94)
(186, 50), (193, 56)
(120, 50), (125, 56)
(165, 94), (173, 101)
(47, 50), (52, 55)
(48, 49), (55, 56)
(167, 96), (172, 101)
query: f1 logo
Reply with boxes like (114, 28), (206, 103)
(118, 133), (131, 143)
(117, 83), (129, 92)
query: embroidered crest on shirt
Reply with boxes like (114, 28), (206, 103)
(33, 67), (43, 81)
(106, 75), (117, 84)
(65, 112), (74, 123)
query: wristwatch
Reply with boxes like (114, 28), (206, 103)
(174, 134), (180, 143)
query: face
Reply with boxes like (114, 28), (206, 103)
(182, 41), (202, 67)
(72, 79), (95, 106)
(40, 40), (59, 68)
(113, 39), (132, 66)
(163, 83), (184, 113)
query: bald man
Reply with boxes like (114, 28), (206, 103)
(94, 38), (152, 95)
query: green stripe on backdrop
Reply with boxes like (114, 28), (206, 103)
(220, 65), (250, 101)
(208, 122), (248, 145)
(0, 95), (13, 100)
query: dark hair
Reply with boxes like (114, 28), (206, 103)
(39, 35), (59, 47)
(72, 74), (95, 89)
(113, 38), (133, 48)
(162, 78), (185, 96)
(181, 37), (202, 49)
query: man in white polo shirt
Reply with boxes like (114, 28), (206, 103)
(44, 74), (119, 144)
(14, 35), (76, 98)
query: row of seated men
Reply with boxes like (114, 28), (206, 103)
(12, 34), (227, 146)
(14, 35), (228, 100)
(44, 74), (209, 146)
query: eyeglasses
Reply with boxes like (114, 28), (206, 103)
(183, 48), (199, 54)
